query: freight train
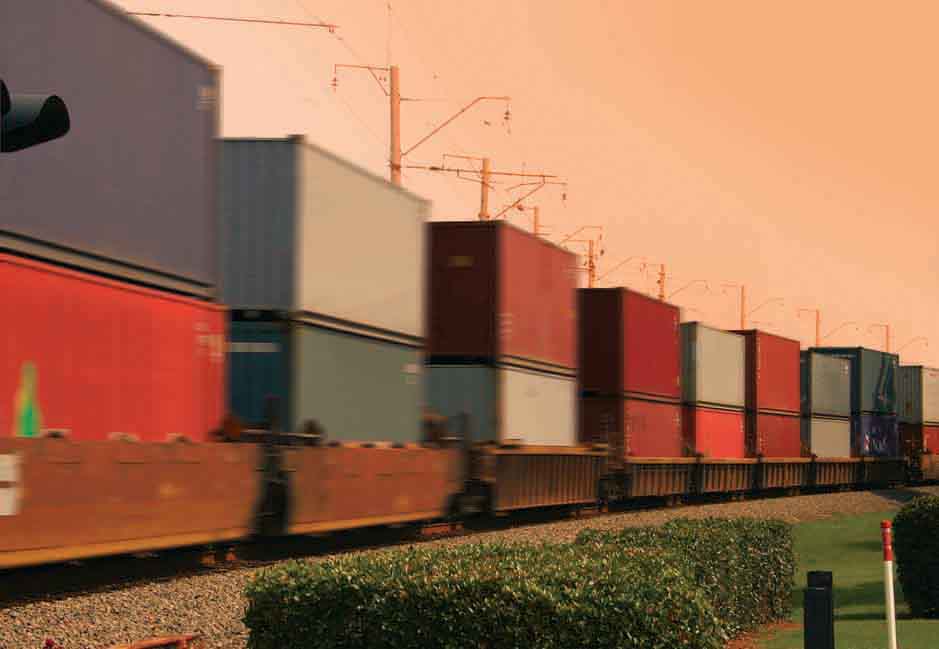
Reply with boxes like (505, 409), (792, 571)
(3, 0), (939, 571)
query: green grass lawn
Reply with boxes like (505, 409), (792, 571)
(760, 509), (939, 649)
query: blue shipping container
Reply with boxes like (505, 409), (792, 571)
(851, 413), (899, 457)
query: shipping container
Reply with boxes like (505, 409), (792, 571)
(579, 288), (681, 400)
(0, 0), (220, 296)
(731, 330), (800, 414)
(899, 423), (939, 456)
(428, 221), (577, 371)
(748, 412), (802, 458)
(426, 363), (576, 446)
(851, 413), (899, 457)
(801, 417), (851, 458)
(680, 323), (745, 408)
(898, 366), (939, 425)
(580, 397), (683, 458)
(800, 352), (852, 418)
(682, 405), (746, 458)
(220, 136), (429, 341)
(0, 253), (226, 441)
(228, 315), (422, 442)
(812, 347), (899, 414)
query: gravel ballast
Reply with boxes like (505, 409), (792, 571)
(2, 486), (937, 649)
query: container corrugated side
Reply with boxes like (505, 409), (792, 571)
(500, 223), (577, 370)
(0, 0), (220, 294)
(579, 396), (682, 458)
(898, 366), (939, 425)
(813, 347), (899, 414)
(2, 253), (226, 441)
(801, 416), (851, 458)
(682, 405), (746, 458)
(292, 322), (422, 442)
(681, 323), (745, 408)
(577, 289), (621, 395)
(750, 412), (802, 458)
(801, 352), (851, 417)
(623, 290), (681, 400)
(295, 138), (428, 339)
(427, 363), (576, 446)
(732, 329), (800, 414)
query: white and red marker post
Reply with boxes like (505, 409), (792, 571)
(882, 520), (898, 649)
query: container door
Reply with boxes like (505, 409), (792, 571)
(623, 398), (682, 457)
(228, 321), (290, 429)
(852, 414), (899, 457)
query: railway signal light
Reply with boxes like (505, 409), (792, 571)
(0, 79), (70, 152)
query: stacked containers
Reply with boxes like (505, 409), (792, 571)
(812, 347), (899, 457)
(578, 288), (682, 458)
(426, 221), (578, 445)
(220, 136), (428, 442)
(731, 330), (801, 457)
(680, 323), (746, 457)
(898, 366), (939, 455)
(800, 352), (852, 457)
(1, 1), (227, 442)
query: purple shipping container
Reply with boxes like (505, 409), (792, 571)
(0, 0), (220, 296)
(851, 413), (899, 458)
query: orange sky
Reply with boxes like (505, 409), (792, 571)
(114, 0), (939, 365)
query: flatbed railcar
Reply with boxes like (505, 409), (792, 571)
(1, 423), (932, 572)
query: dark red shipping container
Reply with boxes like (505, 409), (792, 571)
(900, 423), (939, 456)
(731, 329), (801, 414)
(579, 288), (681, 400)
(580, 397), (683, 458)
(682, 405), (746, 458)
(428, 221), (577, 370)
(749, 412), (803, 458)
(1, 254), (226, 441)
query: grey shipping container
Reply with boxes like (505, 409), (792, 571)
(228, 316), (422, 442)
(813, 347), (899, 414)
(800, 352), (851, 417)
(426, 364), (577, 446)
(898, 366), (939, 425)
(680, 322), (745, 408)
(0, 0), (220, 297)
(219, 136), (429, 342)
(801, 416), (852, 458)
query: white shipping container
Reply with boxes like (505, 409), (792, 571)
(220, 136), (429, 341)
(426, 364), (576, 446)
(899, 366), (939, 425)
(802, 417), (852, 458)
(681, 323), (745, 408)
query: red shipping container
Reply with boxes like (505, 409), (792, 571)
(749, 412), (803, 457)
(579, 288), (681, 400)
(900, 423), (939, 455)
(0, 254), (226, 442)
(428, 221), (577, 370)
(580, 397), (683, 458)
(731, 329), (800, 414)
(682, 405), (746, 458)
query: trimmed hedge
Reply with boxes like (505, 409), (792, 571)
(893, 495), (939, 618)
(576, 518), (795, 639)
(244, 542), (723, 649)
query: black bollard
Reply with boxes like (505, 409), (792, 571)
(804, 570), (835, 649)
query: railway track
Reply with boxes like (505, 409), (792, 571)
(0, 481), (885, 611)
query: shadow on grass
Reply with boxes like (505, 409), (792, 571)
(869, 487), (935, 507)
(834, 579), (889, 610)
